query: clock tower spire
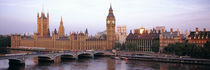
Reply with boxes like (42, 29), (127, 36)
(106, 4), (116, 49)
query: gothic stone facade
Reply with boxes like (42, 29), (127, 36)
(11, 5), (116, 51)
(159, 28), (184, 52)
(188, 28), (210, 47)
(126, 28), (184, 52)
(126, 29), (159, 52)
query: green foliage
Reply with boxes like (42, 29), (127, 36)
(121, 43), (126, 50)
(204, 41), (210, 49)
(126, 42), (137, 51)
(151, 41), (160, 53)
(114, 42), (121, 50)
(203, 41), (210, 58)
(0, 35), (11, 47)
(163, 41), (210, 59)
(114, 42), (127, 51)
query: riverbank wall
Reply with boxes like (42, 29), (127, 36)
(121, 55), (210, 65)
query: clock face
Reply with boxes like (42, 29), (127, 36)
(112, 20), (115, 24)
(107, 20), (110, 24)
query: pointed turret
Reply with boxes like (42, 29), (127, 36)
(107, 4), (114, 17)
(58, 16), (65, 36)
(54, 28), (57, 34)
(130, 30), (132, 34)
(60, 16), (63, 24)
(37, 12), (39, 18)
(36, 1), (49, 37)
(85, 28), (88, 34)
(47, 12), (49, 18)
(109, 4), (113, 11)
(48, 28), (50, 36)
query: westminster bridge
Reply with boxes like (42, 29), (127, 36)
(0, 48), (106, 66)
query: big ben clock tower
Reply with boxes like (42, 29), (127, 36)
(106, 4), (116, 49)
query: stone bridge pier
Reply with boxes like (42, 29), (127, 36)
(38, 53), (77, 62)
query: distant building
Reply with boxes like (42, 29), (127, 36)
(36, 11), (50, 37)
(159, 28), (184, 52)
(95, 30), (106, 38)
(134, 27), (146, 35)
(126, 28), (159, 52)
(188, 28), (210, 47)
(116, 26), (127, 44)
(156, 26), (165, 33)
(11, 5), (117, 51)
(126, 27), (186, 52)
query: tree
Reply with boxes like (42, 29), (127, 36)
(203, 41), (210, 59)
(151, 41), (160, 53)
(163, 42), (210, 59)
(121, 43), (126, 50)
(114, 42), (121, 50)
(126, 42), (137, 51)
(0, 35), (11, 48)
(204, 41), (210, 49)
(0, 35), (11, 54)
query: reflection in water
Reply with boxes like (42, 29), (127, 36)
(8, 65), (25, 70)
(107, 58), (115, 70)
(0, 57), (209, 70)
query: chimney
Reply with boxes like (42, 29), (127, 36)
(196, 27), (199, 32)
(170, 28), (173, 32)
(204, 28), (206, 32)
(177, 29), (180, 36)
(170, 28), (173, 34)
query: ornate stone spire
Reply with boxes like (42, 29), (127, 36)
(109, 4), (113, 11)
(85, 28), (88, 34)
(108, 4), (114, 17)
(54, 28), (57, 34)
(58, 16), (65, 36)
(42, 0), (44, 13)
(60, 16), (63, 24)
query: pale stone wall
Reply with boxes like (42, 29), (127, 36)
(12, 35), (108, 51)
(85, 40), (106, 50)
(126, 39), (159, 52)
(11, 5), (116, 51)
(55, 40), (70, 50)
(20, 39), (34, 47)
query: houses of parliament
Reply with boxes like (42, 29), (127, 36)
(11, 5), (116, 51)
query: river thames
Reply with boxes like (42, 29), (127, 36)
(0, 57), (209, 70)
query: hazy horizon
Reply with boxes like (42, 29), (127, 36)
(0, 0), (210, 35)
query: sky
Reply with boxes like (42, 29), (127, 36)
(0, 0), (210, 35)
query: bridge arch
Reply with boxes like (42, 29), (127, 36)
(60, 54), (76, 60)
(8, 59), (25, 66)
(78, 52), (93, 59)
(38, 56), (54, 62)
(94, 52), (104, 57)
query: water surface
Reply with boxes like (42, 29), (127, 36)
(0, 57), (209, 70)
